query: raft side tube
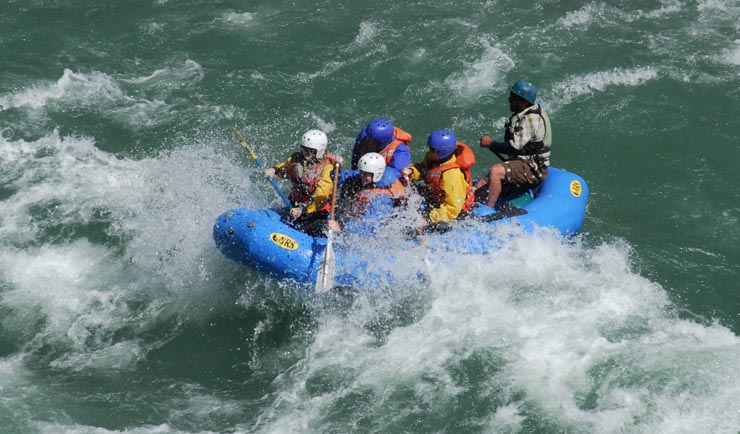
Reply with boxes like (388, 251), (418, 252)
(519, 167), (589, 235)
(213, 208), (327, 283)
(469, 167), (588, 235)
(212, 167), (588, 290)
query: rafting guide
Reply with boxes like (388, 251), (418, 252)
(476, 80), (552, 208)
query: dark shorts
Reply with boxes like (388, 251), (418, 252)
(288, 210), (329, 237)
(473, 160), (547, 204)
(502, 159), (547, 188)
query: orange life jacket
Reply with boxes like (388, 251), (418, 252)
(452, 141), (476, 185)
(379, 127), (412, 165)
(286, 151), (339, 205)
(423, 142), (476, 213)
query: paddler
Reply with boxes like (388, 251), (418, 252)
(350, 118), (413, 181)
(402, 129), (476, 234)
(327, 152), (405, 236)
(263, 129), (342, 235)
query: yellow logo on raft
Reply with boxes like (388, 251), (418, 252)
(270, 232), (298, 250)
(570, 180), (582, 197)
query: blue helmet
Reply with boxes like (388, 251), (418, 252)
(366, 118), (395, 146)
(510, 80), (537, 104)
(427, 129), (457, 160)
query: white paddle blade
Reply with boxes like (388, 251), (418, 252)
(315, 235), (336, 293)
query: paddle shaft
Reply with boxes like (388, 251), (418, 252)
(493, 151), (507, 162)
(315, 164), (341, 293)
(233, 127), (292, 208)
(328, 164), (340, 221)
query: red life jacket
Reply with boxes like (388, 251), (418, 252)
(351, 178), (406, 219)
(286, 151), (339, 205)
(379, 127), (412, 165)
(423, 142), (476, 213)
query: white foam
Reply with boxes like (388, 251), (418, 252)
(296, 44), (388, 82)
(126, 59), (203, 86)
(171, 392), (245, 421)
(293, 21), (388, 83)
(0, 131), (254, 370)
(556, 1), (681, 29)
(717, 40), (740, 66)
(1, 241), (122, 335)
(0, 355), (29, 393)
(444, 37), (515, 101)
(141, 21), (164, 35)
(697, 0), (732, 12)
(408, 47), (427, 64)
(49, 341), (144, 371)
(352, 21), (378, 48)
(486, 403), (525, 432)
(0, 238), (156, 374)
(547, 67), (659, 112)
(641, 0), (683, 19)
(0, 132), (139, 243)
(304, 116), (336, 136)
(252, 234), (740, 433)
(0, 68), (124, 111)
(0, 64), (217, 128)
(221, 11), (256, 25)
(558, 4), (606, 29)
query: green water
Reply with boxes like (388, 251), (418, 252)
(1, 1), (739, 433)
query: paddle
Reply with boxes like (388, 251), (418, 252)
(233, 127), (292, 208)
(479, 135), (508, 162)
(492, 150), (507, 162)
(315, 164), (340, 293)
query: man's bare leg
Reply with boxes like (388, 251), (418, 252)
(486, 164), (506, 208)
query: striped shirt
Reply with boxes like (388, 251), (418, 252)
(507, 104), (547, 151)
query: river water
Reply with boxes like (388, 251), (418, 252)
(1, 1), (739, 433)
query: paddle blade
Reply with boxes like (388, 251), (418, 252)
(315, 234), (336, 294)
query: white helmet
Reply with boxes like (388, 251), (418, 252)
(358, 152), (386, 183)
(301, 130), (328, 159)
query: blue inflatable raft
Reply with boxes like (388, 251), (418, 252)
(213, 167), (588, 291)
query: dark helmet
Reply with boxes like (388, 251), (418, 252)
(427, 129), (457, 160)
(366, 118), (395, 146)
(510, 80), (537, 104)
